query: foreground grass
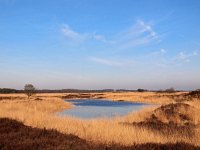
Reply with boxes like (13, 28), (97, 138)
(1, 118), (200, 150)
(0, 92), (199, 147)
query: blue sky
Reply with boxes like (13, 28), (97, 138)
(0, 0), (200, 90)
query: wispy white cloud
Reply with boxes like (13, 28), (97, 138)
(90, 57), (123, 67)
(175, 51), (198, 62)
(93, 34), (115, 44)
(151, 48), (167, 56)
(61, 20), (159, 48)
(115, 20), (159, 49)
(147, 48), (169, 68)
(137, 20), (157, 38)
(152, 50), (198, 68)
(160, 48), (167, 54)
(61, 24), (114, 43)
(61, 25), (88, 42)
(90, 57), (135, 67)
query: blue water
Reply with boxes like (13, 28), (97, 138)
(60, 99), (148, 119)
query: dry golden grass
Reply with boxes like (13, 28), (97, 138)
(102, 92), (187, 104)
(184, 100), (200, 125)
(0, 96), (71, 113)
(0, 92), (199, 146)
(57, 91), (187, 104)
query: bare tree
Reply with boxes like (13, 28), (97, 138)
(24, 84), (36, 99)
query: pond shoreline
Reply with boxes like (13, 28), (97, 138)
(60, 99), (151, 119)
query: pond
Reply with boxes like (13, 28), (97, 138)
(60, 99), (149, 119)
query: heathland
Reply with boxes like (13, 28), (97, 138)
(0, 91), (200, 149)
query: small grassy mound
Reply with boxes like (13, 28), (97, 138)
(151, 103), (196, 125)
(185, 90), (200, 100)
(131, 103), (198, 137)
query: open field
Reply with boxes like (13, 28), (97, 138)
(59, 91), (193, 104)
(0, 91), (189, 105)
(0, 91), (200, 148)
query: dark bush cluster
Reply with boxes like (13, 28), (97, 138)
(0, 88), (18, 94)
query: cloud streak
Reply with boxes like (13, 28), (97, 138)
(137, 20), (157, 37)
(61, 20), (159, 48)
(150, 48), (167, 56)
(175, 51), (198, 62)
(93, 34), (115, 44)
(61, 25), (88, 42)
(61, 24), (114, 43)
(90, 57), (135, 67)
(153, 50), (198, 68)
(114, 20), (159, 49)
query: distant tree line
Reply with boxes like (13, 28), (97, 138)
(0, 88), (20, 94)
(0, 88), (117, 94)
(35, 89), (116, 93)
(0, 88), (137, 93)
(1, 87), (196, 94)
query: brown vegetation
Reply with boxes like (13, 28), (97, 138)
(164, 90), (200, 102)
(0, 91), (188, 104)
(61, 93), (105, 99)
(1, 118), (200, 150)
(130, 103), (199, 138)
(101, 92), (185, 104)
(60, 91), (189, 104)
(184, 90), (200, 100)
